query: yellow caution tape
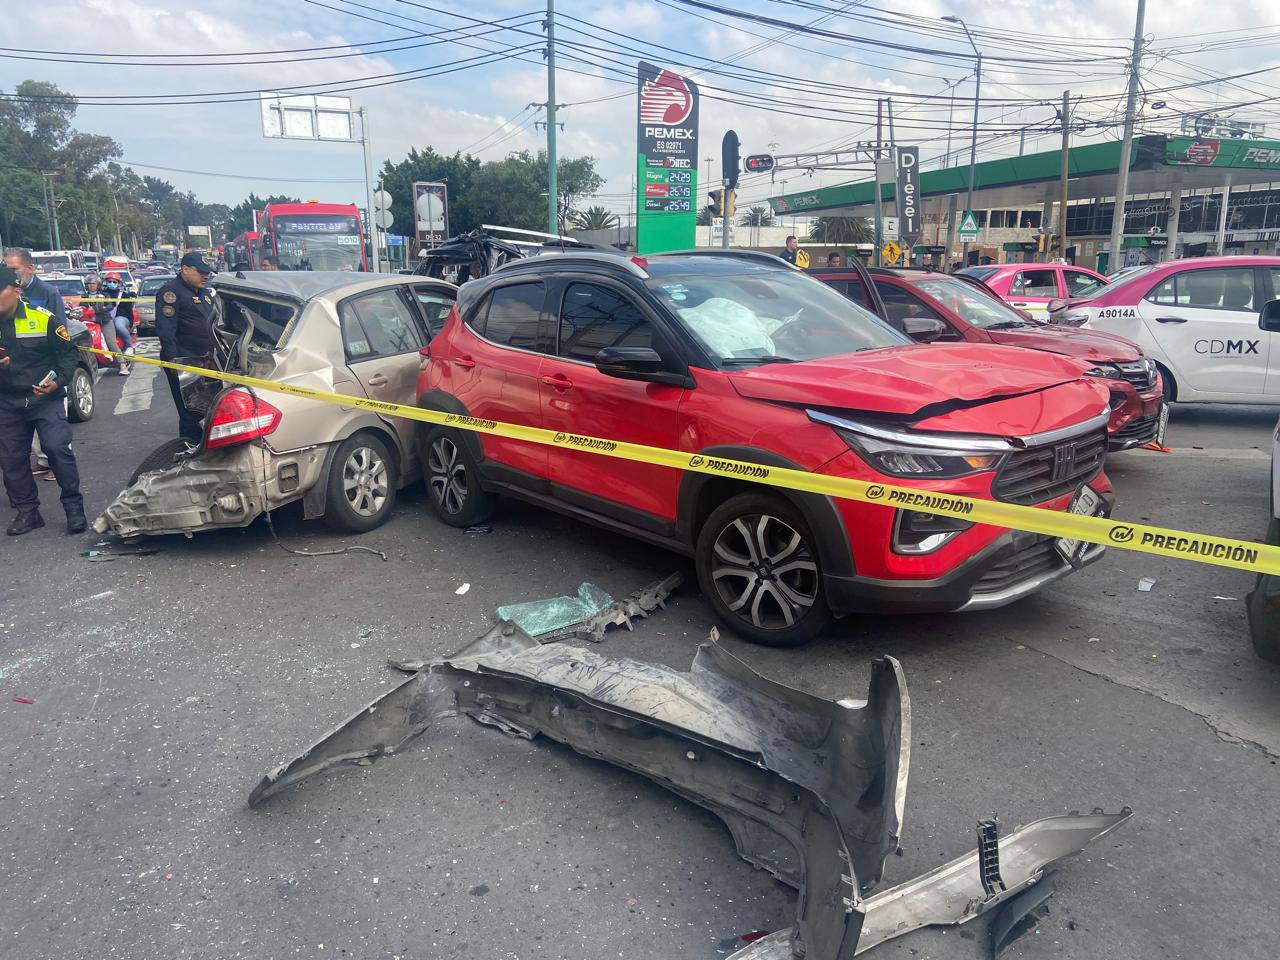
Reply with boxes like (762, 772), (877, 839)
(90, 348), (1279, 577)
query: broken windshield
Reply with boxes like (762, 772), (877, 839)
(646, 271), (908, 366)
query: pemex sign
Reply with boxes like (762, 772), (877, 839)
(635, 62), (699, 253)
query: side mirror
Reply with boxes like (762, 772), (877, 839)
(594, 346), (692, 387)
(1047, 298), (1066, 314)
(902, 316), (948, 343)
(1260, 299), (1280, 333)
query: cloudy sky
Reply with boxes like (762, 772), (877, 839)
(2, 0), (1276, 217)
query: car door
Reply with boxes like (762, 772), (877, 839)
(337, 286), (426, 455)
(408, 282), (457, 339)
(1263, 268), (1280, 397)
(1137, 265), (1267, 396)
(873, 280), (967, 343)
(1062, 268), (1106, 301)
(540, 278), (687, 527)
(445, 278), (552, 482)
(1006, 268), (1060, 319)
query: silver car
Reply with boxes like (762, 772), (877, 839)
(132, 274), (175, 333)
(95, 272), (457, 538)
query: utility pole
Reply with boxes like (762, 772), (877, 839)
(1108, 0), (1146, 274)
(943, 79), (957, 168)
(943, 16), (981, 268)
(1058, 90), (1071, 264)
(545, 0), (558, 236)
(40, 175), (54, 249)
(357, 107), (380, 273)
(45, 175), (62, 249)
(873, 99), (884, 266)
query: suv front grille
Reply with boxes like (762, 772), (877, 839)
(972, 531), (1065, 596)
(992, 430), (1107, 505)
(1114, 413), (1160, 444)
(1115, 359), (1156, 392)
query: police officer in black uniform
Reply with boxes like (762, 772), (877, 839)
(0, 264), (86, 536)
(154, 252), (217, 443)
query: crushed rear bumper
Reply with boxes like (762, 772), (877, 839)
(250, 617), (1131, 958)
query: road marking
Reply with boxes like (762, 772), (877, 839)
(1135, 448), (1269, 461)
(113, 354), (160, 416)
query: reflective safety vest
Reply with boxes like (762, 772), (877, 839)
(13, 302), (53, 338)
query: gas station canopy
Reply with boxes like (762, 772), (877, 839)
(768, 135), (1280, 216)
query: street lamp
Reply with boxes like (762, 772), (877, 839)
(943, 15), (982, 267)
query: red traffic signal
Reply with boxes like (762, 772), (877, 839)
(744, 154), (775, 173)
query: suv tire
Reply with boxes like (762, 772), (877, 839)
(1247, 517), (1280, 664)
(696, 492), (832, 647)
(422, 427), (495, 528)
(323, 433), (397, 533)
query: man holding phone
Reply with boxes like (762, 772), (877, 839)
(0, 264), (86, 536)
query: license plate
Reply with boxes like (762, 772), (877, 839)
(1055, 484), (1104, 566)
(1154, 403), (1170, 447)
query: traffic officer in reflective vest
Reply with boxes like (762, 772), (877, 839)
(0, 264), (86, 536)
(154, 251), (216, 443)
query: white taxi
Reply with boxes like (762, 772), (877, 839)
(1053, 256), (1280, 403)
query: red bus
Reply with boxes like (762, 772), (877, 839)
(257, 201), (367, 272)
(226, 231), (260, 271)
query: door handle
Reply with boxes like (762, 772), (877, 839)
(452, 355), (476, 369)
(1010, 302), (1029, 307)
(1154, 316), (1187, 324)
(540, 374), (573, 390)
(365, 374), (389, 386)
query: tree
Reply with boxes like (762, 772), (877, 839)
(696, 206), (713, 226)
(226, 193), (301, 236)
(571, 205), (618, 231)
(378, 147), (481, 238)
(739, 206), (775, 227)
(811, 216), (873, 243)
(555, 155), (604, 232)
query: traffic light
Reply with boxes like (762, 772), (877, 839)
(722, 130), (741, 190)
(1037, 233), (1048, 254)
(706, 189), (724, 219)
(744, 154), (775, 173)
(725, 188), (736, 219)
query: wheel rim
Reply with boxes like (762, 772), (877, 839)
(427, 436), (468, 515)
(74, 372), (93, 416)
(341, 445), (389, 517)
(710, 513), (819, 630)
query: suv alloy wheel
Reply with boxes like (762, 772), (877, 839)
(696, 492), (832, 647)
(422, 427), (495, 527)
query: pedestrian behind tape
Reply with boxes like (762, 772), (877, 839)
(154, 251), (217, 444)
(0, 264), (87, 536)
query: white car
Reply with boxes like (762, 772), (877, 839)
(1051, 256), (1280, 403)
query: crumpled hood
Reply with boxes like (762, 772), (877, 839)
(726, 343), (1093, 416)
(986, 323), (1142, 361)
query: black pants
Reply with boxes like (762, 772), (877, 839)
(0, 393), (83, 516)
(164, 368), (203, 442)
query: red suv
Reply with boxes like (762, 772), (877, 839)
(417, 253), (1114, 647)
(815, 266), (1166, 451)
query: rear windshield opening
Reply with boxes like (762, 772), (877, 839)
(217, 293), (299, 350)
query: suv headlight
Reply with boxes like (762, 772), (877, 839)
(808, 411), (1012, 479)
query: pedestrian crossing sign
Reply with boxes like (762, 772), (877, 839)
(958, 210), (980, 237)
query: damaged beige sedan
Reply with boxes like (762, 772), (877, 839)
(94, 272), (456, 538)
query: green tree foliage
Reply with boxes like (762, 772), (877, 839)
(739, 206), (775, 227)
(572, 205), (619, 231)
(379, 148), (605, 238)
(810, 216), (873, 244)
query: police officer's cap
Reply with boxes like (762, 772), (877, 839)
(180, 251), (215, 275)
(0, 265), (21, 289)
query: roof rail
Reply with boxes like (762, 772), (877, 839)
(654, 249), (797, 269)
(492, 249), (647, 277)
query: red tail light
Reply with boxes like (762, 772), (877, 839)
(205, 388), (282, 449)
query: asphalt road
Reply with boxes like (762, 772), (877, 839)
(2, 349), (1278, 960)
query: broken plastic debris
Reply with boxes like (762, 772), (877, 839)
(496, 582), (614, 637)
(1212, 595), (1239, 601)
(464, 524), (493, 536)
(12, 696), (34, 704)
(1087, 637), (1101, 643)
(455, 583), (471, 596)
(1137, 577), (1156, 592)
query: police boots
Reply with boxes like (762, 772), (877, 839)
(6, 511), (45, 536)
(66, 507), (87, 535)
